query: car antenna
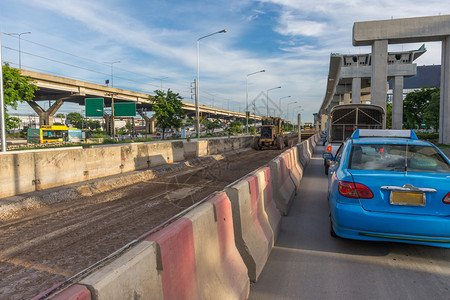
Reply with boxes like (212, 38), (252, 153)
(405, 140), (408, 176)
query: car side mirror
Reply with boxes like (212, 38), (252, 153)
(323, 153), (334, 160)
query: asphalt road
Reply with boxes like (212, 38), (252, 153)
(249, 145), (450, 300)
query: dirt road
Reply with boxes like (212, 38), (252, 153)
(0, 148), (283, 299)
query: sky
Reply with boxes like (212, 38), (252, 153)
(1, 0), (449, 123)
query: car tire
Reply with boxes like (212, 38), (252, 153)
(276, 137), (284, 150)
(253, 137), (261, 150)
(325, 164), (329, 175)
(330, 219), (338, 238)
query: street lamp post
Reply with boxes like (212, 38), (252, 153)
(9, 32), (31, 69)
(246, 69), (265, 134)
(266, 86), (281, 116)
(156, 76), (168, 90)
(105, 61), (120, 88)
(196, 29), (227, 139)
(286, 101), (297, 129)
(278, 95), (291, 116)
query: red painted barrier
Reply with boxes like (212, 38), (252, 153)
(32, 284), (91, 300)
(259, 167), (281, 242)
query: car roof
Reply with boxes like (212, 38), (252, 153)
(351, 137), (431, 146)
(350, 129), (431, 146)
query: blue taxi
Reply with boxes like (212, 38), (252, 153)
(323, 129), (450, 247)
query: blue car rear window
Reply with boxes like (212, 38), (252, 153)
(349, 144), (450, 172)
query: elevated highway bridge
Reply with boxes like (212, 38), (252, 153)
(20, 69), (262, 130)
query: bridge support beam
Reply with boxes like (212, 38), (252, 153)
(27, 99), (64, 126)
(103, 113), (111, 135)
(371, 40), (388, 114)
(392, 76), (404, 129)
(138, 112), (156, 134)
(343, 93), (351, 104)
(440, 36), (450, 144)
(351, 77), (361, 104)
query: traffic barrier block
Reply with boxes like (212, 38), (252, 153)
(80, 241), (163, 300)
(300, 141), (311, 165)
(285, 149), (303, 190)
(84, 146), (122, 180)
(296, 143), (307, 169)
(304, 140), (313, 161)
(307, 138), (314, 157)
(0, 152), (36, 198)
(225, 175), (273, 282)
(268, 156), (296, 215)
(34, 148), (87, 190)
(32, 284), (91, 300)
(146, 192), (249, 300)
(255, 167), (281, 243)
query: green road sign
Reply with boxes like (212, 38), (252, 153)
(114, 102), (136, 117)
(85, 98), (104, 117)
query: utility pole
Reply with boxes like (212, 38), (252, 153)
(0, 33), (6, 152)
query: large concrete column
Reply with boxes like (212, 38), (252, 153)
(440, 36), (450, 144)
(392, 76), (404, 129)
(321, 114), (328, 131)
(27, 99), (64, 126)
(371, 40), (388, 113)
(343, 93), (351, 104)
(103, 113), (111, 135)
(351, 77), (361, 104)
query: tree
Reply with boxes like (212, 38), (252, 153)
(386, 102), (392, 129)
(150, 89), (185, 139)
(403, 87), (439, 129)
(226, 120), (243, 135)
(422, 89), (440, 132)
(66, 112), (83, 128)
(86, 119), (102, 131)
(2, 63), (38, 130)
(203, 119), (221, 135)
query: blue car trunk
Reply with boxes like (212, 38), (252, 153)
(349, 170), (450, 217)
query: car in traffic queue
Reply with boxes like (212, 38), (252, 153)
(323, 129), (450, 247)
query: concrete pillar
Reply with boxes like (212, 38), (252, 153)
(321, 114), (328, 131)
(392, 76), (404, 129)
(351, 77), (361, 104)
(27, 99), (64, 126)
(343, 93), (351, 104)
(103, 113), (111, 135)
(371, 40), (388, 114)
(440, 36), (450, 144)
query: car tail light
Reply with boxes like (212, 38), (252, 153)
(443, 193), (450, 204)
(327, 146), (332, 152)
(338, 181), (373, 199)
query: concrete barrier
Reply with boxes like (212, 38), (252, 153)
(0, 136), (253, 199)
(145, 191), (249, 299)
(296, 142), (307, 169)
(83, 146), (122, 180)
(34, 149), (87, 191)
(79, 192), (249, 300)
(0, 152), (36, 198)
(268, 156), (296, 215)
(225, 174), (274, 282)
(80, 241), (162, 299)
(32, 284), (91, 300)
(283, 149), (303, 190)
(254, 167), (281, 243)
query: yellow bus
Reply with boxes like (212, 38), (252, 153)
(27, 125), (84, 144)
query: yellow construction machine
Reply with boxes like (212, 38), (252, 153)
(253, 117), (286, 150)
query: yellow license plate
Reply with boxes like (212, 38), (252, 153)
(390, 192), (425, 206)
